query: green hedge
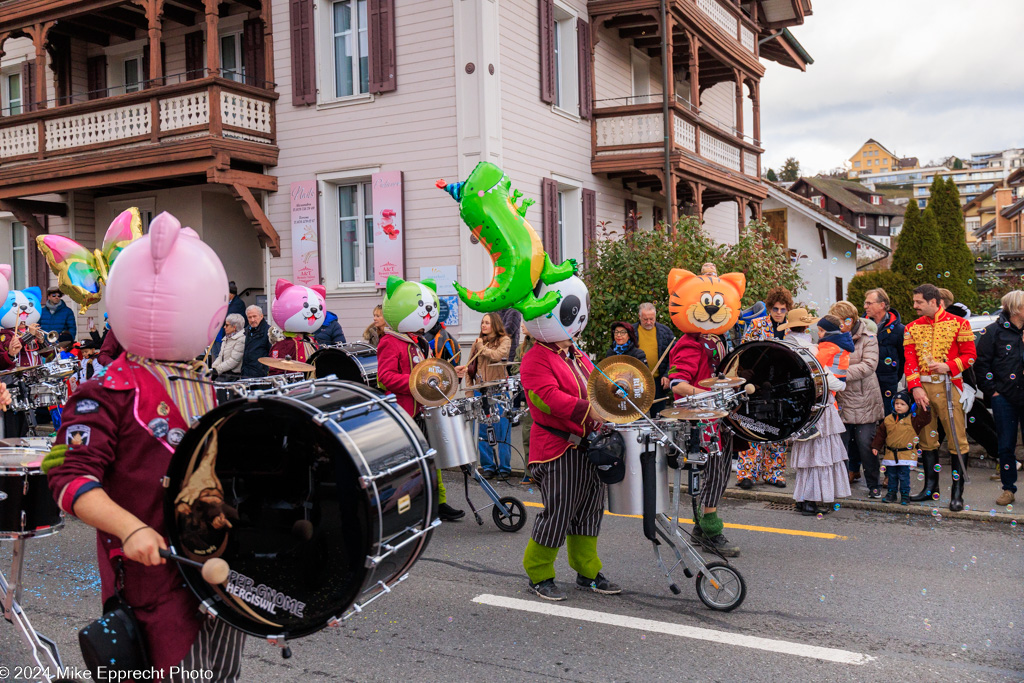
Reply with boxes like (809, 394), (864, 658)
(846, 270), (915, 321)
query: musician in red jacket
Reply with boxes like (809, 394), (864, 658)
(520, 276), (621, 601)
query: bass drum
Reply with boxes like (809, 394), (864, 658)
(717, 340), (827, 443)
(310, 343), (378, 386)
(163, 379), (437, 640)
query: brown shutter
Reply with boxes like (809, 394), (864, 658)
(625, 198), (638, 233)
(290, 0), (317, 105)
(243, 18), (266, 87)
(185, 32), (204, 80)
(653, 205), (664, 227)
(50, 34), (72, 106)
(21, 61), (35, 112)
(582, 188), (596, 263)
(577, 17), (592, 119)
(541, 178), (560, 259)
(368, 0), (396, 93)
(539, 0), (555, 104)
(87, 56), (107, 99)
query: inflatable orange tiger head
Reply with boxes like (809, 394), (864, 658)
(667, 268), (745, 335)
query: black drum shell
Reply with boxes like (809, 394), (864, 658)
(163, 380), (436, 639)
(0, 449), (63, 537)
(310, 345), (377, 386)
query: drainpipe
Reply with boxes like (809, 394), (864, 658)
(661, 0), (672, 226)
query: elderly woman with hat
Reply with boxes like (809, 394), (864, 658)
(604, 321), (648, 364)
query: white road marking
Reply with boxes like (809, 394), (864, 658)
(472, 594), (875, 665)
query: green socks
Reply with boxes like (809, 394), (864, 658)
(437, 470), (446, 505)
(566, 534), (602, 580)
(699, 511), (724, 537)
(523, 539), (559, 584)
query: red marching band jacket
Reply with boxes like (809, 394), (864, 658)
(376, 330), (428, 417)
(903, 308), (977, 392)
(519, 341), (595, 464)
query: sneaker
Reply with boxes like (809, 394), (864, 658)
(996, 490), (1016, 507)
(883, 491), (898, 504)
(900, 493), (910, 506)
(438, 503), (465, 521)
(737, 478), (754, 490)
(520, 476), (533, 485)
(868, 488), (882, 499)
(529, 579), (566, 601)
(691, 526), (740, 557)
(479, 468), (497, 479)
(576, 572), (622, 595)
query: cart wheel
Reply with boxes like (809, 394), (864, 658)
(492, 496), (527, 532)
(695, 562), (746, 611)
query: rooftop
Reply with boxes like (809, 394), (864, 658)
(794, 176), (907, 216)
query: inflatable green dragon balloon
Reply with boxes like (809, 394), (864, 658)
(437, 162), (577, 320)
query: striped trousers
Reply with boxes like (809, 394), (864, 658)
(530, 449), (604, 548)
(699, 425), (732, 510)
(171, 618), (246, 683)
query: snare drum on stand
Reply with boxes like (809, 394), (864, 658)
(309, 342), (378, 387)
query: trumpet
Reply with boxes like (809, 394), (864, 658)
(15, 326), (60, 354)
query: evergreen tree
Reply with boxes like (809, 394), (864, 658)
(927, 176), (978, 308)
(892, 201), (943, 287)
(766, 168), (778, 182)
(779, 157), (801, 182)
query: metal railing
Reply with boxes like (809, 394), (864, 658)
(971, 235), (1024, 259)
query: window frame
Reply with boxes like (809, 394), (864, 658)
(551, 2), (579, 117)
(4, 70), (22, 116)
(104, 39), (147, 97)
(316, 0), (373, 107)
(11, 220), (27, 290)
(219, 31), (246, 83)
(552, 176), (582, 265)
(318, 167), (381, 293)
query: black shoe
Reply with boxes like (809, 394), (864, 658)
(799, 501), (819, 516)
(883, 490), (898, 503)
(479, 468), (496, 480)
(949, 466), (965, 512)
(529, 578), (566, 601)
(438, 503), (465, 521)
(691, 525), (740, 557)
(868, 488), (882, 499)
(576, 572), (622, 595)
(900, 492), (910, 505)
(770, 480), (787, 488)
(909, 450), (939, 502)
(737, 478), (754, 490)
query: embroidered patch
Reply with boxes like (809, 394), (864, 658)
(272, 350), (279, 358)
(74, 399), (99, 414)
(167, 428), (185, 446)
(148, 417), (169, 438)
(66, 425), (91, 447)
(157, 401), (170, 417)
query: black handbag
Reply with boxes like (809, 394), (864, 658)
(537, 423), (626, 485)
(79, 556), (150, 677)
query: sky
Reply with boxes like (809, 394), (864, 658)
(760, 0), (1024, 176)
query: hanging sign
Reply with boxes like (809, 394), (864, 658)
(372, 171), (404, 288)
(290, 180), (320, 287)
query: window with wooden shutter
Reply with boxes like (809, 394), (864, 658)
(576, 17), (591, 119)
(21, 61), (34, 112)
(185, 32), (204, 80)
(290, 0), (317, 105)
(582, 188), (596, 262)
(87, 56), (107, 99)
(624, 198), (638, 233)
(49, 34), (72, 106)
(368, 0), (396, 94)
(243, 18), (266, 87)
(541, 178), (559, 258)
(539, 0), (555, 104)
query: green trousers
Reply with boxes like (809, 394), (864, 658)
(437, 470), (446, 505)
(522, 535), (602, 584)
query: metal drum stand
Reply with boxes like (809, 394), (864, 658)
(1, 538), (63, 672)
(460, 390), (526, 532)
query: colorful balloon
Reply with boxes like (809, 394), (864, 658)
(523, 275), (589, 343)
(271, 278), (327, 335)
(106, 211), (228, 361)
(37, 207), (144, 312)
(437, 162), (576, 320)
(667, 269), (745, 336)
(383, 275), (439, 334)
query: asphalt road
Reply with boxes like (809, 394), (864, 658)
(0, 476), (1021, 682)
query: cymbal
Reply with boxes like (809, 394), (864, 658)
(409, 358), (458, 407)
(659, 407), (729, 421)
(697, 376), (746, 389)
(587, 355), (655, 424)
(0, 366), (37, 380)
(473, 378), (510, 391)
(259, 357), (314, 373)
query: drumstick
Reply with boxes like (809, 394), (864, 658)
(200, 342), (214, 367)
(159, 549), (230, 585)
(654, 338), (675, 374)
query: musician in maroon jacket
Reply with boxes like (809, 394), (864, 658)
(43, 214), (245, 680)
(519, 276), (621, 602)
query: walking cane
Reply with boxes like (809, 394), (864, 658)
(943, 374), (970, 484)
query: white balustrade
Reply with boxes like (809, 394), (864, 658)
(673, 115), (695, 152)
(45, 103), (151, 151)
(160, 91), (210, 131)
(0, 123), (38, 158)
(743, 150), (758, 176)
(220, 91), (272, 136)
(697, 0), (737, 38)
(596, 113), (663, 148)
(741, 26), (755, 52)
(699, 130), (741, 171)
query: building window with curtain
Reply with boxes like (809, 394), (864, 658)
(333, 0), (369, 98)
(337, 182), (374, 283)
(11, 221), (27, 290)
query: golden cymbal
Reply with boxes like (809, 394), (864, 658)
(409, 358), (458, 407)
(697, 376), (746, 389)
(587, 355), (655, 424)
(659, 407), (729, 421)
(259, 357), (315, 373)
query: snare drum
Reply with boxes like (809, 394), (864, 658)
(605, 424), (670, 516)
(422, 403), (477, 469)
(309, 343), (378, 386)
(42, 358), (78, 380)
(164, 379), (437, 639)
(213, 373), (306, 403)
(717, 340), (827, 442)
(0, 448), (63, 539)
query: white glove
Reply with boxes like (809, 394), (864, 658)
(959, 384), (976, 414)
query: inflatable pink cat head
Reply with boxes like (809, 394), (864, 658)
(105, 212), (229, 360)
(272, 278), (327, 334)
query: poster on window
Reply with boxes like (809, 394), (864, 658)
(290, 180), (320, 287)
(438, 295), (460, 327)
(372, 171), (404, 288)
(418, 265), (457, 295)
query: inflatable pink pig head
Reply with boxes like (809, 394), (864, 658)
(0, 264), (11, 312)
(105, 212), (229, 361)
(271, 278), (327, 335)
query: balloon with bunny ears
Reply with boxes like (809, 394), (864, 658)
(105, 211), (228, 361)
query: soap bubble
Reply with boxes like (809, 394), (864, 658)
(833, 503), (840, 511)
(990, 509), (997, 517)
(917, 472), (924, 480)
(1007, 345), (1013, 351)
(950, 546), (955, 552)
(916, 263), (923, 271)
(933, 463), (941, 472)
(933, 492), (941, 501)
(845, 251), (852, 258)
(987, 372), (994, 379)
(921, 588), (927, 596)
(935, 513), (942, 520)
(952, 471), (960, 481)
(1007, 504), (1013, 512)
(960, 643), (967, 651)
(816, 513), (823, 520)
(829, 574), (835, 581)
(985, 639), (991, 647)
(819, 595), (825, 602)
(885, 357), (892, 365)
(930, 430), (937, 437)
(880, 465), (887, 473)
(924, 621), (932, 631)
(944, 271), (951, 277)
(969, 416), (975, 423)
(931, 508), (939, 516)
(970, 556), (977, 564)
(831, 257), (838, 264)
(968, 278), (973, 284)
(1011, 520), (1018, 528)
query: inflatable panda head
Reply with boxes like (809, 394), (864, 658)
(523, 275), (589, 343)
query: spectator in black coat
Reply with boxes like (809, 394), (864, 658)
(314, 310), (347, 346)
(862, 287), (904, 414)
(499, 308), (522, 361)
(637, 302), (675, 415)
(605, 321), (647, 364)
(241, 305), (271, 378)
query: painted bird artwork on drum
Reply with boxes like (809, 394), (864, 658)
(667, 269), (746, 336)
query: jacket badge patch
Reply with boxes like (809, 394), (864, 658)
(67, 425), (91, 447)
(148, 418), (169, 438)
(75, 399), (99, 414)
(157, 401), (170, 417)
